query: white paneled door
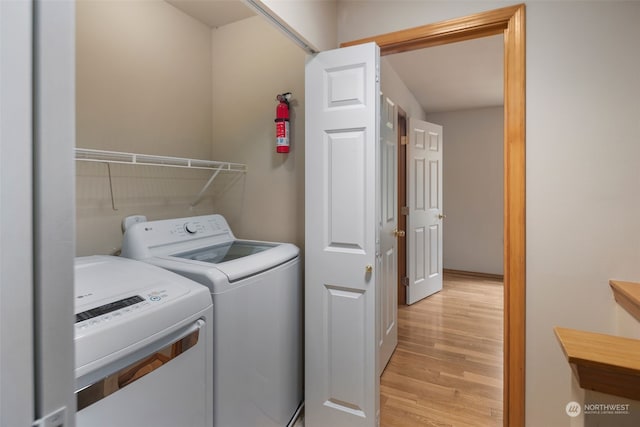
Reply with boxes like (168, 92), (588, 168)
(378, 94), (398, 375)
(407, 118), (444, 305)
(305, 42), (380, 427)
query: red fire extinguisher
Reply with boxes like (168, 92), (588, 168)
(275, 92), (292, 153)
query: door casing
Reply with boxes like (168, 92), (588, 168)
(341, 4), (526, 426)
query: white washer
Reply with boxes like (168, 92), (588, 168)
(74, 256), (213, 427)
(121, 214), (303, 427)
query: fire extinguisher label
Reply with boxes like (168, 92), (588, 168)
(276, 121), (290, 147)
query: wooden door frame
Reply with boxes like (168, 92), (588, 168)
(341, 4), (526, 426)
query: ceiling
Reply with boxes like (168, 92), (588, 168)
(386, 35), (504, 114)
(166, 0), (503, 114)
(165, 0), (255, 28)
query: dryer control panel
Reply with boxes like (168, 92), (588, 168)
(74, 256), (213, 380)
(75, 286), (179, 333)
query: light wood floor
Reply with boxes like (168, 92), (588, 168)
(380, 271), (504, 427)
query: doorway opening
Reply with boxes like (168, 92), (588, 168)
(397, 109), (408, 305)
(342, 4), (526, 426)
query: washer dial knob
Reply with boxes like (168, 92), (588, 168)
(184, 222), (198, 234)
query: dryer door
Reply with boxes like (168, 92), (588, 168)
(76, 319), (211, 427)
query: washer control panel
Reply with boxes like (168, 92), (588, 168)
(121, 214), (236, 259)
(184, 221), (200, 234)
(145, 215), (229, 241)
(160, 217), (223, 239)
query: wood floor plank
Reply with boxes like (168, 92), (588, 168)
(380, 272), (504, 427)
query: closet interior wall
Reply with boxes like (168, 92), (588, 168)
(76, 1), (305, 255)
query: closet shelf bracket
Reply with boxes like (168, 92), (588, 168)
(191, 165), (224, 208)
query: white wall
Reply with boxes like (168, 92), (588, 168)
(338, 0), (516, 44)
(210, 15), (306, 249)
(427, 107), (503, 276)
(381, 57), (427, 121)
(76, 0), (212, 158)
(338, 1), (640, 426)
(76, 2), (306, 255)
(75, 0), (216, 255)
(527, 3), (640, 425)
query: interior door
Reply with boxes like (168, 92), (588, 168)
(305, 42), (380, 427)
(378, 94), (398, 375)
(407, 118), (444, 305)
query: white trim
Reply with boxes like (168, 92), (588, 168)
(0, 1), (35, 425)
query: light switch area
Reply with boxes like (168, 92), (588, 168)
(33, 407), (66, 427)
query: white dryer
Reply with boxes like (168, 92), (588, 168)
(121, 214), (303, 427)
(74, 256), (213, 427)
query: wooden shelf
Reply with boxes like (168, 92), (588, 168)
(610, 280), (640, 322)
(554, 327), (640, 401)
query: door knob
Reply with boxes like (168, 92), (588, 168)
(438, 213), (447, 220)
(393, 229), (406, 237)
(365, 265), (373, 273)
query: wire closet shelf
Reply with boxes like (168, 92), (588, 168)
(74, 148), (247, 173)
(74, 148), (247, 208)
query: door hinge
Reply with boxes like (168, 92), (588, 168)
(401, 277), (409, 287)
(400, 206), (409, 216)
(400, 136), (408, 145)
